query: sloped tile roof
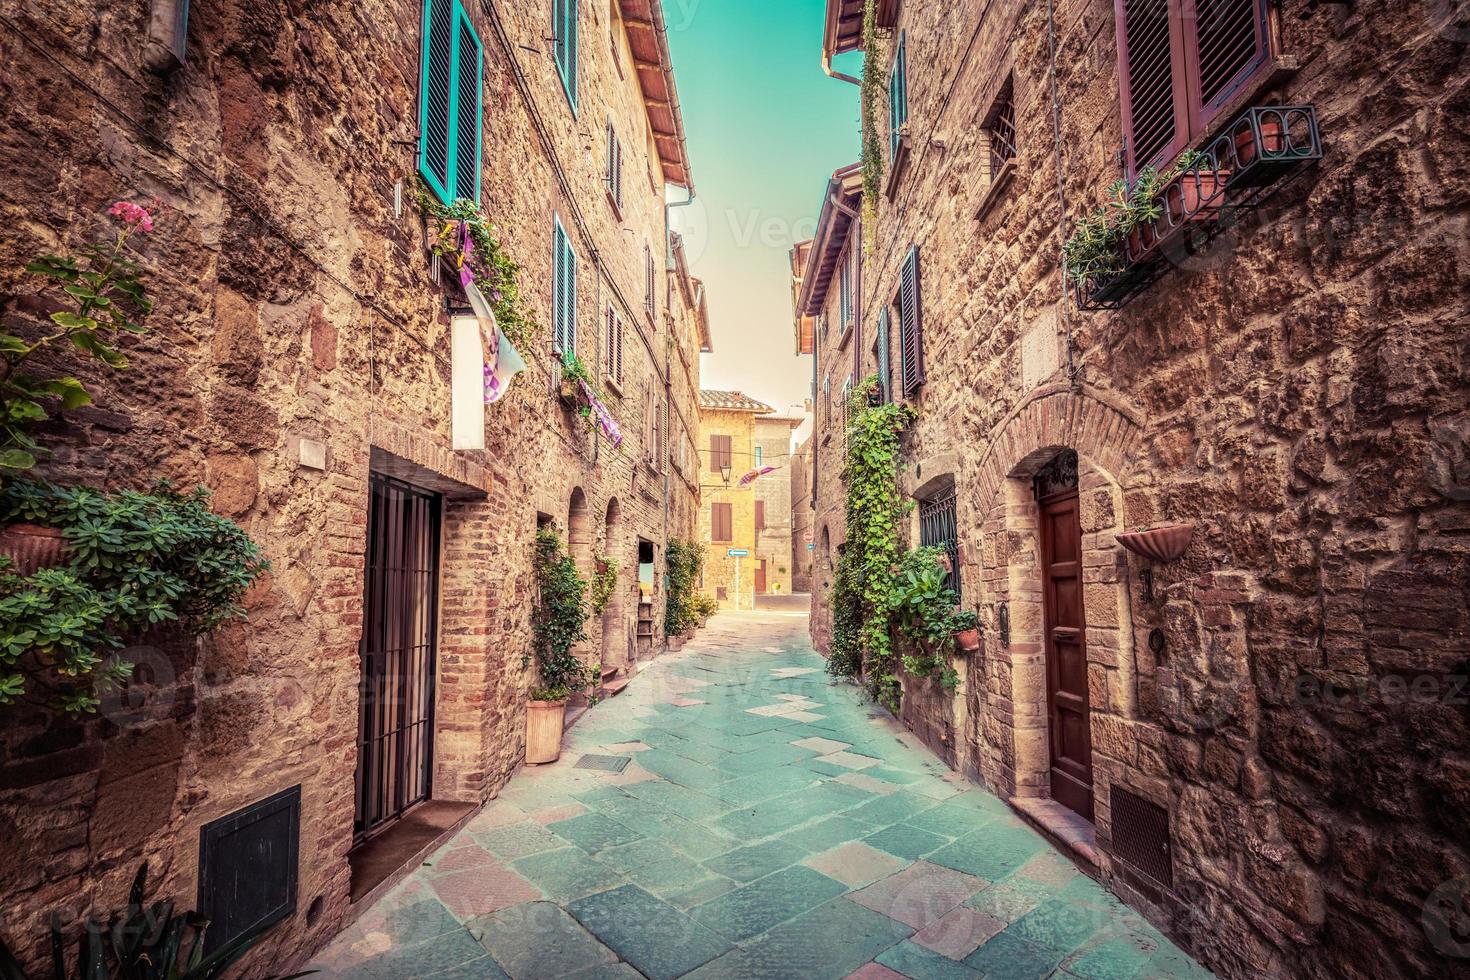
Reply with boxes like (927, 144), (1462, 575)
(699, 390), (775, 413)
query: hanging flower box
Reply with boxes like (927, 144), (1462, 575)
(1072, 104), (1323, 312)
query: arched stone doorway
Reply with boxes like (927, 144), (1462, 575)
(601, 497), (628, 673)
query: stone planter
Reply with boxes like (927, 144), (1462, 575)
(1116, 523), (1195, 564)
(525, 698), (567, 764)
(0, 524), (69, 575)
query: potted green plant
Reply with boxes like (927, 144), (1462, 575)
(0, 201), (157, 571)
(527, 527), (594, 763)
(952, 609), (981, 654)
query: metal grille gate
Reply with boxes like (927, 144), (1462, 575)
(355, 473), (442, 843)
(919, 487), (960, 598)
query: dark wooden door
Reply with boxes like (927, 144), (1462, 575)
(755, 559), (767, 594)
(355, 474), (442, 843)
(1040, 489), (1093, 821)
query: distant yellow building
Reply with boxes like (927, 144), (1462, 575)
(697, 390), (774, 610)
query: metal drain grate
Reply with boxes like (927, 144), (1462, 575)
(575, 754), (632, 774)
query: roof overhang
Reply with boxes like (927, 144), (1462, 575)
(794, 163), (863, 319)
(693, 278), (712, 352)
(619, 0), (694, 190)
(791, 240), (815, 354)
(822, 0), (901, 62)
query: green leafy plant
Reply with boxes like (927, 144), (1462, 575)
(891, 546), (962, 691)
(826, 548), (864, 681)
(838, 378), (915, 712)
(664, 538), (703, 636)
(951, 609), (978, 633)
(1, 202), (157, 474)
(0, 862), (312, 980)
(589, 551), (618, 614)
(859, 0), (885, 245)
(1062, 150), (1204, 284)
(416, 180), (536, 353)
(0, 480), (269, 715)
(528, 527), (594, 701)
(693, 592), (719, 621)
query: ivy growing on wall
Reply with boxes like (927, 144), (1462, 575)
(664, 538), (703, 636)
(529, 527), (595, 701)
(590, 550), (617, 614)
(859, 0), (886, 244)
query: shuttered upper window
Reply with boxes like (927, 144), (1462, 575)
(755, 500), (766, 530)
(838, 246), (854, 333)
(1116, 0), (1274, 175)
(604, 304), (624, 386)
(418, 0), (483, 206)
(644, 244), (656, 322)
(711, 503), (733, 542)
(606, 121), (624, 214)
(888, 31), (909, 160)
(710, 434), (733, 472)
(554, 0), (579, 112)
(875, 307), (892, 404)
(552, 216), (578, 354)
(897, 246), (924, 398)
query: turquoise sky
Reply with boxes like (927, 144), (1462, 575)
(665, 0), (862, 431)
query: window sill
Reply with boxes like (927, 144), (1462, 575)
(603, 376), (623, 398)
(835, 321), (854, 351)
(975, 159), (1016, 220)
(606, 189), (624, 222)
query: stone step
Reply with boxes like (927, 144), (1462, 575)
(599, 677), (631, 698)
(600, 663), (620, 680)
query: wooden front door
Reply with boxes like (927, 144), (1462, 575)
(1037, 454), (1093, 821)
(755, 559), (767, 594)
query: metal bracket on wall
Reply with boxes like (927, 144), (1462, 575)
(997, 601), (1010, 648)
(1148, 628), (1166, 660)
(1140, 567), (1154, 602)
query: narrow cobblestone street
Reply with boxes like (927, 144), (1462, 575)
(313, 609), (1213, 980)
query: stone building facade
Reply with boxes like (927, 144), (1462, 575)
(790, 431), (815, 594)
(803, 1), (1470, 978)
(696, 390), (773, 611)
(752, 414), (803, 596)
(0, 0), (703, 974)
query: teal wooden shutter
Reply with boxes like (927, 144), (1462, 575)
(565, 234), (578, 354)
(555, 0), (578, 112)
(418, 0), (455, 202)
(898, 246), (924, 397)
(876, 307), (891, 403)
(553, 218), (568, 352)
(452, 9), (483, 203)
(418, 0), (483, 204)
(889, 32), (908, 159)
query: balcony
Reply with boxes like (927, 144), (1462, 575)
(1074, 105), (1324, 312)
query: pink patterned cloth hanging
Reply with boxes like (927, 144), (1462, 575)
(739, 466), (777, 487)
(578, 379), (623, 449)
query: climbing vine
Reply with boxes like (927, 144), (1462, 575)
(859, 0), (886, 244)
(664, 538), (703, 636)
(590, 550), (618, 614)
(839, 378), (914, 712)
(416, 179), (536, 353)
(529, 527), (595, 701)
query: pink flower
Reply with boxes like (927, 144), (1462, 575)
(107, 200), (155, 232)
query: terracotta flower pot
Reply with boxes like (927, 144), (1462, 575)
(1124, 223), (1161, 265)
(1235, 117), (1284, 166)
(525, 698), (567, 764)
(954, 628), (981, 654)
(0, 524), (69, 575)
(1165, 170), (1231, 223)
(1116, 524), (1195, 564)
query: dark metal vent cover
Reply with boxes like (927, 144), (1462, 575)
(198, 785), (300, 953)
(576, 754), (631, 773)
(1110, 785), (1173, 889)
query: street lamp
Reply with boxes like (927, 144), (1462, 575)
(719, 462), (732, 484)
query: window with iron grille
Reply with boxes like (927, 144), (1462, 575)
(919, 486), (960, 599)
(1116, 0), (1274, 176)
(985, 76), (1017, 182)
(417, 0), (483, 206)
(897, 246), (924, 397)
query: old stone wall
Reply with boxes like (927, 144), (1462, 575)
(0, 0), (700, 974)
(753, 417), (799, 595)
(790, 434), (815, 593)
(698, 406), (759, 609)
(812, 0), (1470, 977)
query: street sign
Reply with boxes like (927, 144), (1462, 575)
(727, 548), (750, 557)
(807, 543), (814, 551)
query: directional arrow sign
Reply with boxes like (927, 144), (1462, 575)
(727, 548), (750, 557)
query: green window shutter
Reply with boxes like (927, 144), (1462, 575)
(889, 32), (907, 160)
(876, 307), (891, 403)
(553, 218), (568, 352)
(418, 0), (483, 205)
(555, 0), (579, 112)
(418, 0), (455, 203)
(899, 245), (924, 397)
(565, 233), (578, 355)
(452, 8), (483, 204)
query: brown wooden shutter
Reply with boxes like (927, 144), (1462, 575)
(712, 502), (732, 542)
(711, 434), (732, 471)
(755, 500), (766, 530)
(1115, 0), (1189, 174)
(1186, 0), (1271, 125)
(898, 246), (924, 397)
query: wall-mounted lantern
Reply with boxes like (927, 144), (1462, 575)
(997, 601), (1010, 648)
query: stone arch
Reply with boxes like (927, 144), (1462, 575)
(601, 497), (627, 671)
(567, 487), (591, 576)
(974, 388), (1144, 834)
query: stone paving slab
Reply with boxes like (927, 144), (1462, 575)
(312, 611), (1215, 980)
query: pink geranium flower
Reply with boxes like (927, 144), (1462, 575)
(107, 200), (155, 232)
